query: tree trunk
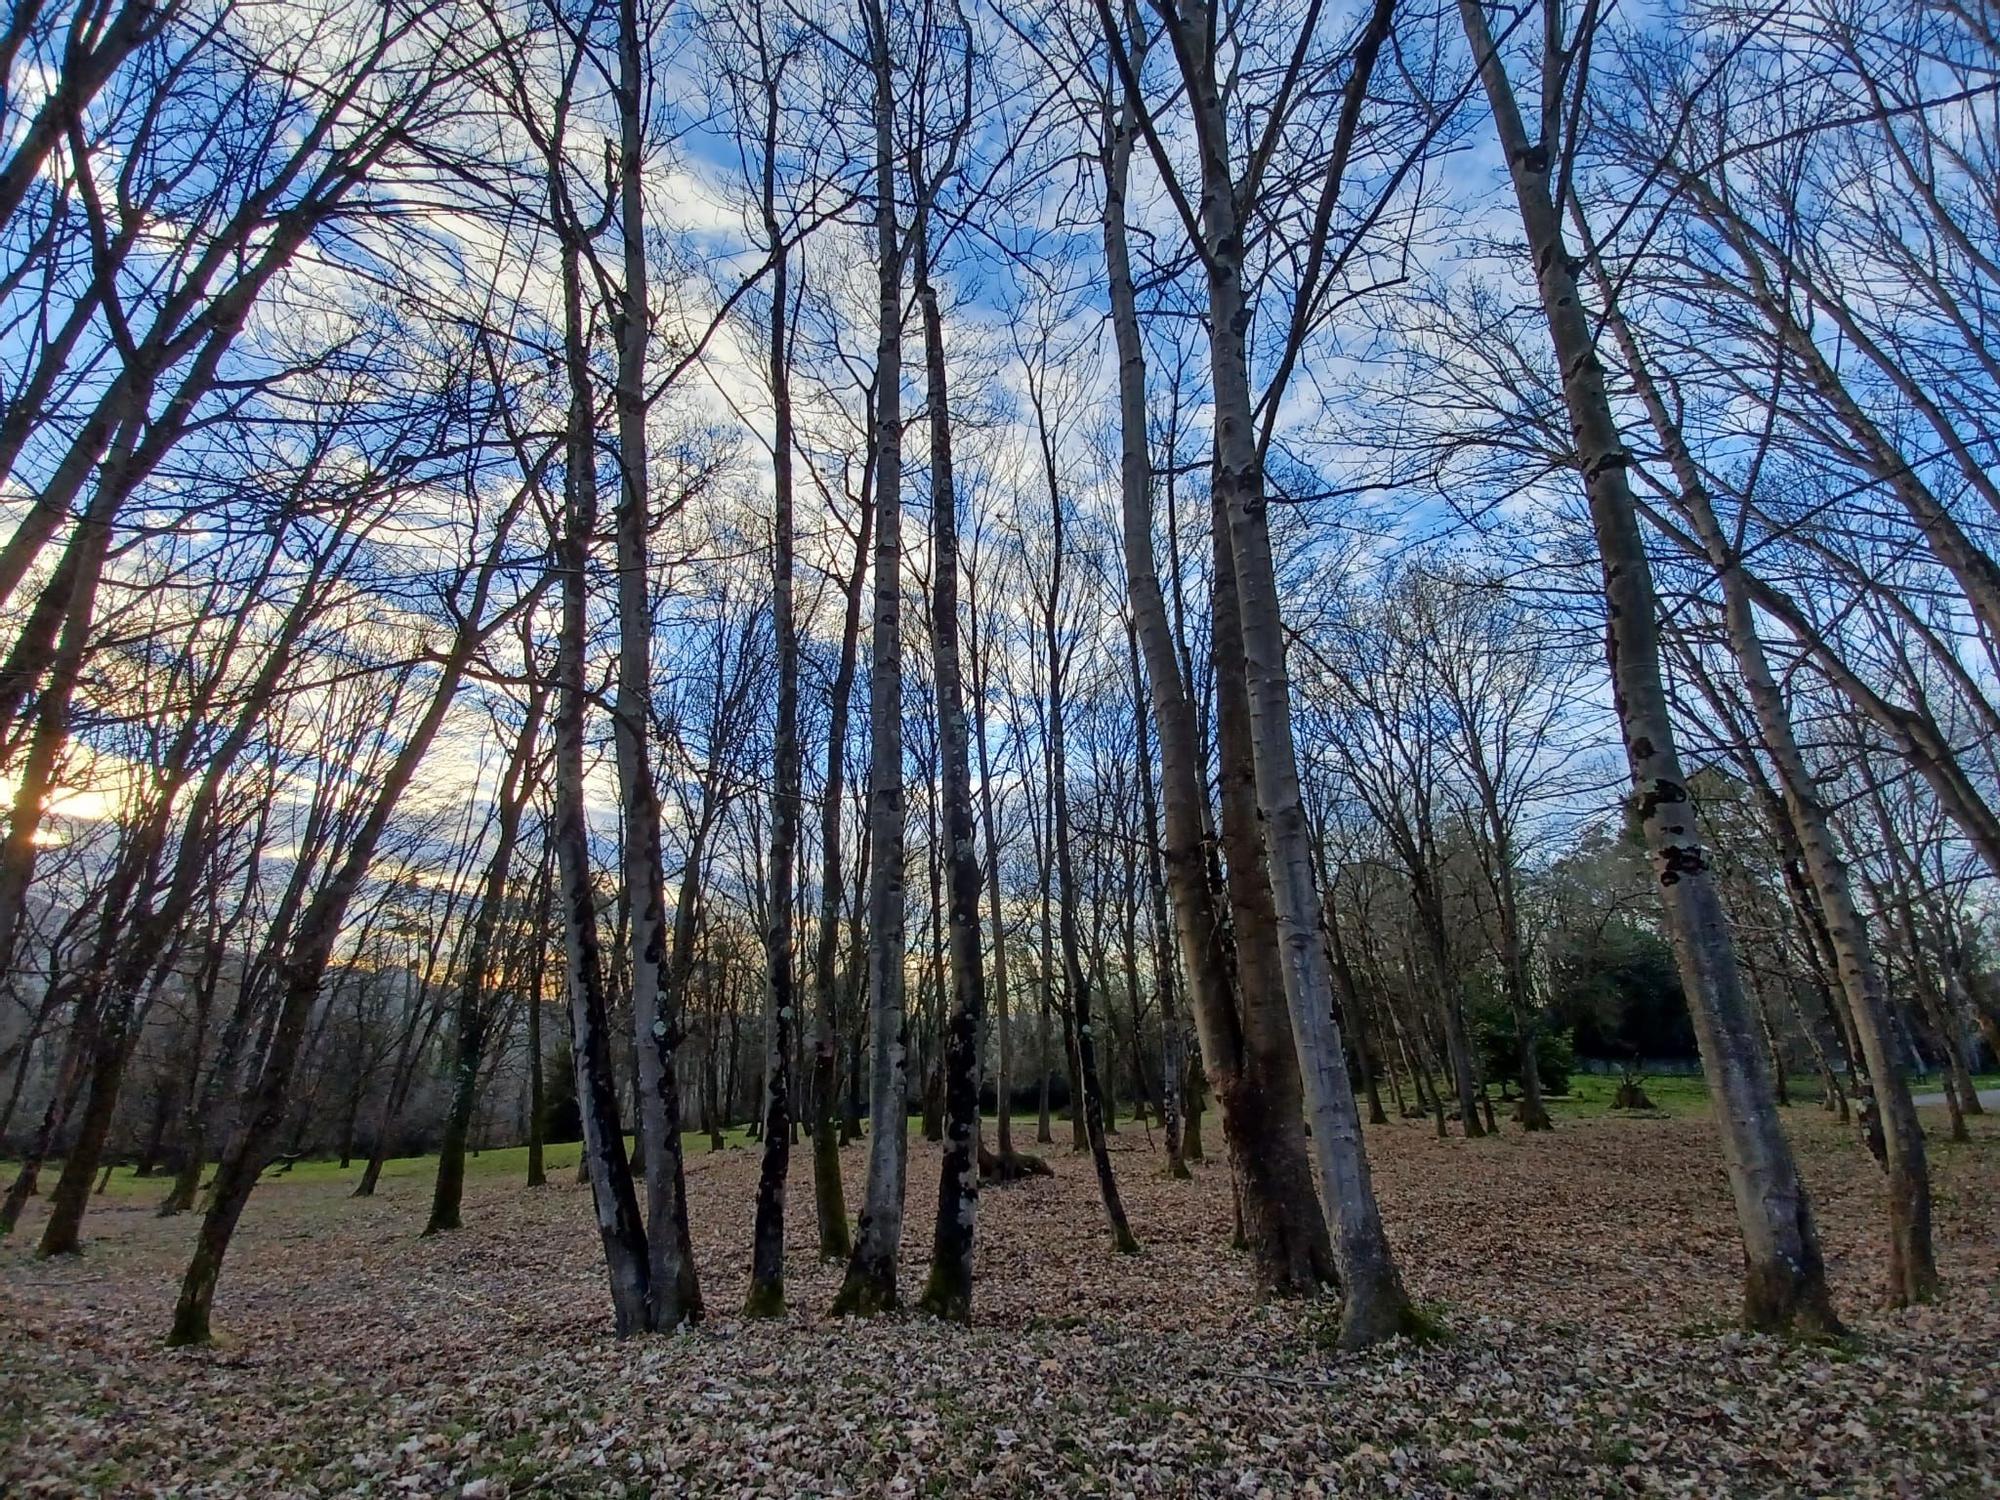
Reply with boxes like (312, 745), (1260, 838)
(1034, 359), (1137, 1256)
(1130, 623), (1188, 1178)
(1589, 233), (1934, 1308)
(0, 486), (116, 979)
(165, 632), (493, 1344)
(1479, 809), (1550, 1131)
(914, 249), (985, 1321)
(1100, 54), (1332, 1285)
(1209, 411), (1411, 1343)
(1325, 894), (1391, 1128)
(1461, 0), (1839, 1334)
(530, 195), (651, 1342)
(1036, 808), (1056, 1149)
(611, 0), (699, 1333)
(39, 942), (183, 1256)
(135, 1068), (175, 1177)
(808, 437), (872, 1260)
(0, 1008), (92, 1238)
(969, 578), (1014, 1164)
(748, 122), (800, 1315)
(1182, 1063), (1204, 1160)
(834, 0), (909, 1315)
(426, 684), (546, 1233)
(527, 868), (550, 1189)
(1938, 968), (1983, 1117)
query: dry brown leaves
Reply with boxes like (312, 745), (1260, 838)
(2, 1107), (1995, 1497)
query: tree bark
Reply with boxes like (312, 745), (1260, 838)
(809, 465), (871, 1255)
(748, 95), (800, 1313)
(1165, 0), (1424, 1337)
(535, 181), (651, 1341)
(833, 0), (909, 1315)
(1051, 639), (1137, 1255)
(165, 612), (510, 1343)
(0, 481), (117, 980)
(526, 861), (551, 1189)
(1099, 48), (1331, 1283)
(913, 247), (985, 1322)
(1210, 445), (1409, 1343)
(611, 0), (700, 1332)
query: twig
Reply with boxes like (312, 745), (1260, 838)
(1237, 1369), (1348, 1389)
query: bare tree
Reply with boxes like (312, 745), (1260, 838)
(1457, 0), (1840, 1334)
(833, 0), (913, 1316)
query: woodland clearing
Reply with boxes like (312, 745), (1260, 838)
(3, 1097), (1995, 1498)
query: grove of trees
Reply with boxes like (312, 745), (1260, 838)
(2, 0), (1995, 1351)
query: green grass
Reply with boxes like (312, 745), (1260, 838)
(11, 1078), (1979, 1212)
(4, 1107), (1157, 1211)
(2, 1127), (764, 1208)
(1908, 1071), (2000, 1097)
(1540, 1069), (2000, 1122)
(1545, 1072), (1711, 1118)
(4, 1107), (1099, 1209)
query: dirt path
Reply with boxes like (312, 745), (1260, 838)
(1916, 1089), (2000, 1111)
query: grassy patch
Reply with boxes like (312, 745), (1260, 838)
(3, 1126), (764, 1206)
(1544, 1073), (1710, 1118)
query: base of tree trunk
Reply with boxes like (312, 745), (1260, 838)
(812, 1130), (850, 1262)
(1742, 1259), (1843, 1339)
(1336, 1285), (1436, 1351)
(742, 1278), (785, 1318)
(156, 1167), (198, 1218)
(830, 1263), (898, 1317)
(1857, 1100), (1886, 1164)
(916, 1264), (972, 1323)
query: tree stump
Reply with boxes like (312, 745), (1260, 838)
(978, 1144), (1052, 1183)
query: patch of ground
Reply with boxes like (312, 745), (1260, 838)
(2, 1101), (1996, 1497)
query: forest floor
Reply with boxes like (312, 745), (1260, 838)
(3, 1091), (1997, 1498)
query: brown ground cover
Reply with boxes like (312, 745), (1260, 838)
(3, 1104), (1995, 1497)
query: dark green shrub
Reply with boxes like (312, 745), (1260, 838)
(1471, 1001), (1574, 1097)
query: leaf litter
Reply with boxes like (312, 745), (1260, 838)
(2, 1109), (1994, 1497)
